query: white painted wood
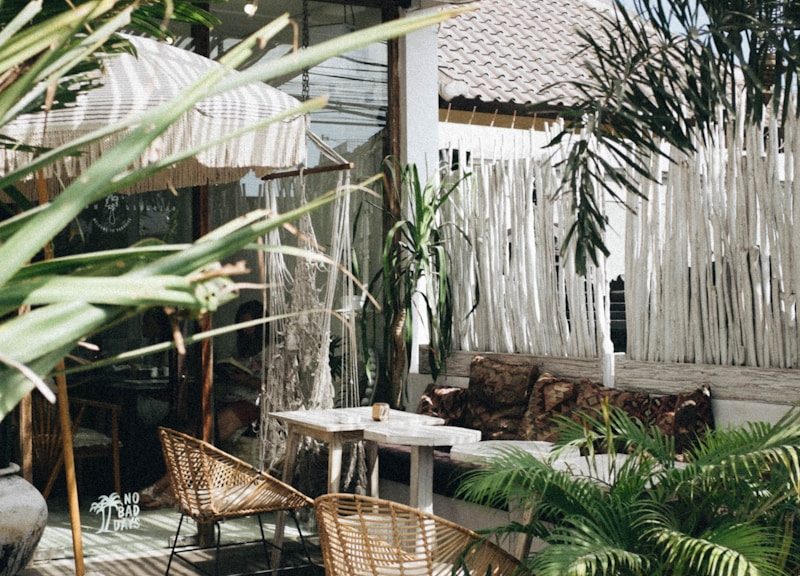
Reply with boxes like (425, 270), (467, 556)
(622, 108), (799, 370)
(410, 446), (434, 514)
(270, 407), (444, 435)
(450, 440), (580, 464)
(363, 425), (481, 514)
(363, 424), (481, 447)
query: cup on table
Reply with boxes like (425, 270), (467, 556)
(371, 402), (389, 422)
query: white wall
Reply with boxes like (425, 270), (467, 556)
(399, 5), (443, 375)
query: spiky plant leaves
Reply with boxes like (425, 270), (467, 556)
(376, 160), (471, 405)
(0, 1), (465, 420)
(535, 0), (800, 273)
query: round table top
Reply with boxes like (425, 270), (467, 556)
(362, 424), (481, 447)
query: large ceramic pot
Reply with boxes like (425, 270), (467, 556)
(0, 464), (47, 576)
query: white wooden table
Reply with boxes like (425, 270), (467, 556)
(269, 406), (444, 495)
(362, 424), (481, 514)
(268, 407), (444, 566)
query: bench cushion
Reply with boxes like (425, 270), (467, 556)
(416, 383), (467, 427)
(463, 356), (539, 440)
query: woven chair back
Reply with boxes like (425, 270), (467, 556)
(158, 427), (311, 522)
(315, 493), (520, 576)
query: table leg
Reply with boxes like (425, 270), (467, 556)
(409, 445), (434, 514)
(328, 434), (343, 494)
(272, 428), (301, 568)
(365, 440), (379, 497)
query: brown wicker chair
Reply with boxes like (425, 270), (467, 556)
(33, 396), (121, 499)
(315, 493), (521, 576)
(158, 427), (315, 575)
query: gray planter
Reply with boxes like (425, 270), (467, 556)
(0, 464), (47, 576)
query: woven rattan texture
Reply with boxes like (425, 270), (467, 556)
(315, 493), (519, 575)
(158, 427), (312, 523)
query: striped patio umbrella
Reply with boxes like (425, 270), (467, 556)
(0, 34), (307, 197)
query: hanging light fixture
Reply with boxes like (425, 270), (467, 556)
(244, 1), (259, 16)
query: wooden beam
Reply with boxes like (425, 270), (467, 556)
(35, 171), (84, 576)
(419, 346), (800, 405)
(260, 161), (353, 182)
(439, 108), (558, 131)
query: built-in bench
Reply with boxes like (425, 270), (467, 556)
(379, 346), (800, 546)
(416, 346), (800, 426)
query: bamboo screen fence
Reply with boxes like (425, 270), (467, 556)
(442, 106), (798, 370)
(626, 110), (800, 368)
(440, 149), (612, 360)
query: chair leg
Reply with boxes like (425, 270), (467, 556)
(214, 522), (222, 576)
(257, 514), (272, 570)
(165, 513), (184, 576)
(290, 510), (314, 567)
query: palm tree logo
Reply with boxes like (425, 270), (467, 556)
(89, 492), (124, 533)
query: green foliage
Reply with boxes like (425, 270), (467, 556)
(372, 161), (470, 406)
(457, 407), (800, 576)
(538, 0), (800, 274)
(0, 0), (461, 421)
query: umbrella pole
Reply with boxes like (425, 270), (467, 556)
(35, 174), (85, 576)
(55, 365), (85, 576)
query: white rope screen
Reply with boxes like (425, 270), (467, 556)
(257, 170), (360, 473)
(625, 105), (800, 368)
(440, 147), (610, 360)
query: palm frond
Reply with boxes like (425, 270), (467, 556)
(640, 504), (785, 576)
(456, 448), (610, 523)
(533, 515), (650, 576)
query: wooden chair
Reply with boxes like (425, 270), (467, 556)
(315, 493), (521, 576)
(158, 427), (315, 575)
(32, 396), (121, 498)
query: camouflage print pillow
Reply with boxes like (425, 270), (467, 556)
(574, 380), (651, 424)
(416, 383), (467, 427)
(463, 356), (540, 440)
(648, 386), (714, 453)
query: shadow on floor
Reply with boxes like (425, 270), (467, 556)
(21, 497), (321, 576)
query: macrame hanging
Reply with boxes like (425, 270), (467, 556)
(256, 149), (360, 479)
(256, 0), (362, 487)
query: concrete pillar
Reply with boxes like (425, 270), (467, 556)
(398, 3), (441, 376)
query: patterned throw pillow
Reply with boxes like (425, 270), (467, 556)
(416, 383), (468, 426)
(648, 385), (714, 453)
(462, 356), (540, 440)
(574, 380), (651, 424)
(573, 381), (714, 453)
(521, 372), (581, 442)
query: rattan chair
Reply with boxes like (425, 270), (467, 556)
(33, 396), (121, 498)
(315, 493), (521, 576)
(158, 427), (315, 575)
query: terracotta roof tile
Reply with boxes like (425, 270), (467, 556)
(438, 0), (614, 108)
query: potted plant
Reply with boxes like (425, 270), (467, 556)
(458, 406), (800, 576)
(372, 161), (470, 408)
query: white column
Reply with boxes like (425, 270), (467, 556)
(399, 4), (440, 376)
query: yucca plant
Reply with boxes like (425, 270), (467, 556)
(458, 407), (800, 576)
(0, 0), (463, 422)
(374, 161), (469, 408)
